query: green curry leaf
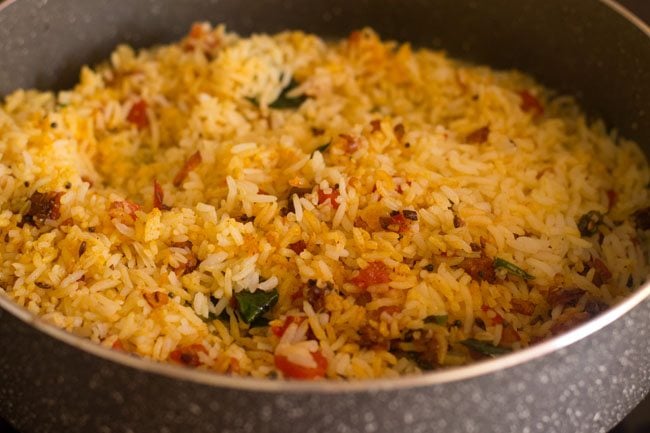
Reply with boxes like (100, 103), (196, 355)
(235, 288), (279, 324)
(493, 257), (534, 280)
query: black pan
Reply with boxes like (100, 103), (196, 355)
(0, 1), (649, 432)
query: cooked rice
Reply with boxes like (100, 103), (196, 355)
(0, 23), (649, 379)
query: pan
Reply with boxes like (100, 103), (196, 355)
(0, 0), (649, 432)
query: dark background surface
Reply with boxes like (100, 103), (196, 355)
(0, 0), (648, 432)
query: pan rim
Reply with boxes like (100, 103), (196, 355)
(0, 0), (648, 393)
(1, 280), (648, 393)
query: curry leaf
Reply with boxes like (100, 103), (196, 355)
(311, 141), (331, 157)
(460, 339), (512, 356)
(401, 351), (436, 371)
(269, 78), (307, 109)
(493, 257), (534, 280)
(424, 314), (448, 325)
(577, 210), (603, 237)
(235, 288), (279, 324)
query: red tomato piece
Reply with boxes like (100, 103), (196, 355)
(169, 344), (207, 367)
(350, 261), (391, 289)
(111, 339), (125, 352)
(317, 187), (340, 209)
(518, 90), (544, 116)
(127, 99), (149, 129)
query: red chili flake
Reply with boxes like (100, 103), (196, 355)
(353, 216), (369, 230)
(127, 99), (149, 129)
(393, 123), (405, 141)
(23, 191), (64, 225)
(289, 240), (307, 254)
(169, 344), (207, 367)
(354, 291), (372, 307)
(548, 288), (585, 307)
(518, 90), (544, 116)
(510, 299), (535, 316)
(317, 186), (340, 209)
(350, 261), (391, 289)
(171, 242), (199, 276)
(357, 324), (388, 350)
(152, 179), (170, 210)
(143, 291), (169, 308)
(108, 200), (141, 222)
(334, 134), (360, 154)
(396, 181), (412, 194)
(459, 256), (497, 283)
(173, 151), (203, 187)
(274, 350), (328, 379)
(465, 126), (490, 144)
(590, 258), (612, 286)
(379, 211), (410, 233)
(305, 279), (328, 312)
(271, 316), (305, 337)
(606, 190), (618, 211)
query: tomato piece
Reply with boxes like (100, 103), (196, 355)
(274, 350), (328, 379)
(317, 187), (340, 209)
(169, 344), (207, 367)
(111, 339), (125, 351)
(350, 261), (391, 289)
(518, 90), (544, 116)
(127, 99), (149, 129)
(188, 23), (205, 39)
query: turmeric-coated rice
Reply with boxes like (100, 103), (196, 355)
(1, 24), (649, 379)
